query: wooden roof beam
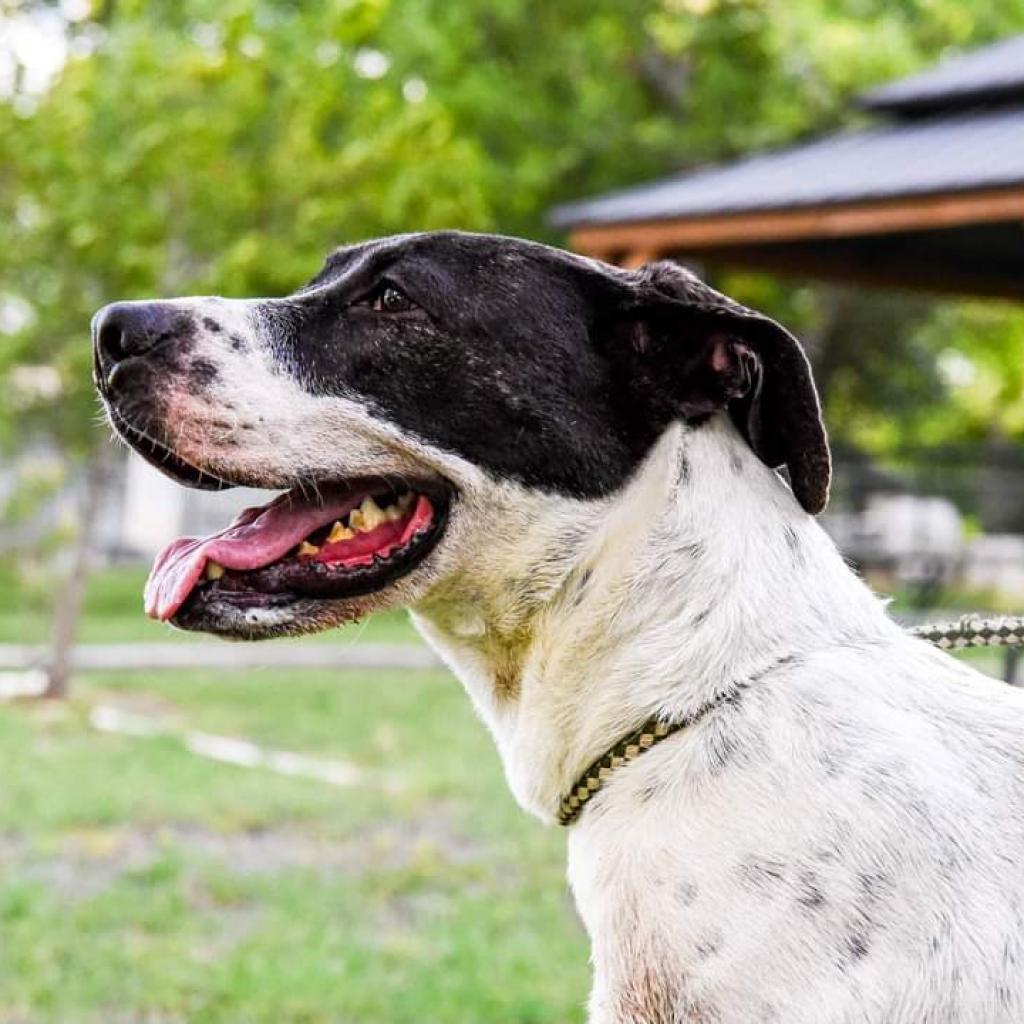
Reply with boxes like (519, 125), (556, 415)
(569, 186), (1024, 263)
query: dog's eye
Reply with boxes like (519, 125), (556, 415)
(360, 282), (416, 314)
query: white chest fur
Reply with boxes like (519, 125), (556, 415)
(413, 417), (1024, 1023)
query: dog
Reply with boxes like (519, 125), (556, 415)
(93, 231), (1024, 1023)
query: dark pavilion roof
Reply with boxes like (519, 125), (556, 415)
(552, 35), (1024, 299)
(551, 106), (1024, 227)
(860, 33), (1024, 116)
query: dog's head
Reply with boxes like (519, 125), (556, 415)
(92, 231), (829, 639)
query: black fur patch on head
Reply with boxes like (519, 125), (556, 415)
(618, 260), (830, 513)
(257, 232), (830, 507)
(262, 232), (658, 498)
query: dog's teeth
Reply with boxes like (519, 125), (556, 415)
(326, 520), (354, 544)
(204, 561), (225, 581)
(397, 492), (415, 512)
(350, 496), (386, 532)
(363, 496), (388, 528)
(383, 501), (404, 521)
(297, 540), (320, 557)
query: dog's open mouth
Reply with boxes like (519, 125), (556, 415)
(145, 478), (451, 624)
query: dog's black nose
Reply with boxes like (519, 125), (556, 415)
(93, 301), (188, 389)
(93, 301), (167, 363)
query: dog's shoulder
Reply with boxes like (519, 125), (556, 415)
(572, 638), (1024, 1022)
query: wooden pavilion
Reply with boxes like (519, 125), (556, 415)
(552, 34), (1024, 301)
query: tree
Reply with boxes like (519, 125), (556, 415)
(0, 0), (493, 694)
(1, 0), (1023, 692)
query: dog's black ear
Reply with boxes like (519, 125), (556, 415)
(615, 261), (830, 514)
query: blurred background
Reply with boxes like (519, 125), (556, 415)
(1, 1), (1023, 1020)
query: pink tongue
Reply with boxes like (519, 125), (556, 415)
(144, 485), (374, 622)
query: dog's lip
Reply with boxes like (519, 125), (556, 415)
(106, 405), (235, 491)
(171, 492), (451, 634)
(144, 477), (452, 622)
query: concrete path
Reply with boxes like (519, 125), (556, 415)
(0, 643), (441, 672)
(90, 703), (382, 789)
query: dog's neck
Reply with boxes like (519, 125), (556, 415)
(413, 416), (894, 820)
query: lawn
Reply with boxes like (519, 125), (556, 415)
(0, 564), (1013, 1023)
(0, 568), (588, 1023)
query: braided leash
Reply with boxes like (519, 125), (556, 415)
(558, 614), (1024, 827)
(906, 614), (1024, 650)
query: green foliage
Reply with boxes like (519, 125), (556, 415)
(914, 302), (1024, 444)
(0, 0), (493, 458)
(747, 283), (1024, 454)
(1, 0), (1023, 461)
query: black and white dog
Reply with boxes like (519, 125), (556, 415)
(93, 231), (1024, 1024)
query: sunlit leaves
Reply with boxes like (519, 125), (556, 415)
(1, 0), (1023, 466)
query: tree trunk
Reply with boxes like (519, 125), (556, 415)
(43, 449), (113, 700)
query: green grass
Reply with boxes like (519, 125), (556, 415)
(0, 565), (587, 1022)
(0, 565), (1013, 1021)
(0, 669), (589, 1023)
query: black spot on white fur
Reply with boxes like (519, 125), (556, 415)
(738, 856), (787, 894)
(843, 931), (871, 963)
(694, 930), (724, 961)
(676, 449), (691, 485)
(795, 869), (826, 910)
(188, 359), (219, 387)
(784, 525), (803, 564)
(690, 607), (712, 627)
(677, 881), (699, 907)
